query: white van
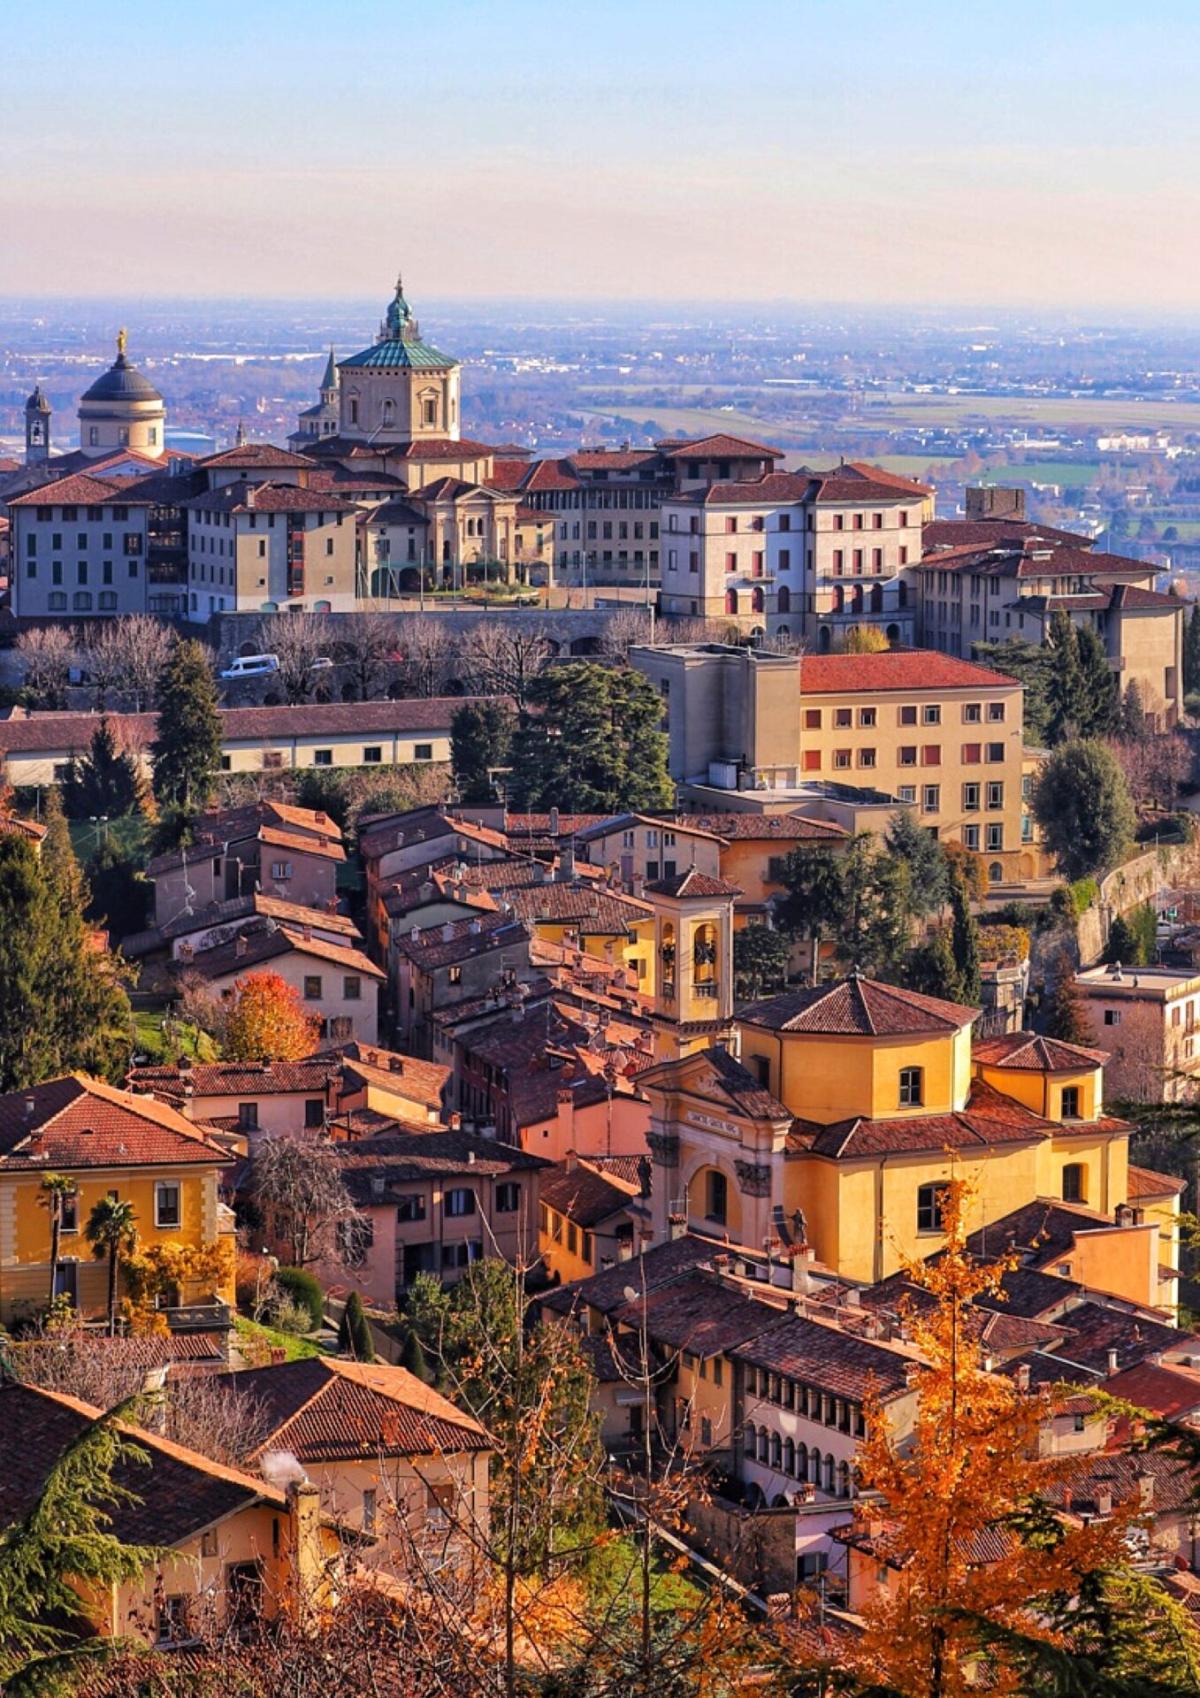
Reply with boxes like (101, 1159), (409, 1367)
(220, 653), (279, 680)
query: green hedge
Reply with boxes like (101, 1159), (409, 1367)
(274, 1266), (324, 1332)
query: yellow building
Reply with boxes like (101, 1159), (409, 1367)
(641, 976), (1137, 1288)
(537, 1154), (643, 1284)
(0, 1074), (235, 1325)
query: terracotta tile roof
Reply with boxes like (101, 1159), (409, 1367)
(612, 1269), (783, 1358)
(1047, 1448), (1195, 1517)
(790, 1076), (1055, 1160)
(0, 1384), (283, 1549)
(231, 1357), (489, 1462)
(360, 807), (511, 863)
(1127, 1163), (1188, 1199)
(499, 881), (651, 932)
(923, 517), (1093, 551)
(0, 1074), (229, 1170)
(520, 458), (582, 492)
(979, 1310), (1070, 1353)
(685, 812), (848, 842)
(732, 1311), (916, 1400)
(182, 480), (354, 515)
(0, 699), (470, 758)
(331, 1041), (450, 1111)
(364, 497), (429, 526)
(0, 810), (47, 844)
(798, 649), (1019, 694)
(742, 975), (975, 1037)
(966, 1201), (1137, 1269)
(127, 892), (360, 958)
(128, 1055), (339, 1106)
(393, 911), (529, 970)
(7, 472), (153, 508)
(643, 867), (741, 899)
(1103, 1361), (1200, 1420)
(972, 1032), (1108, 1071)
(199, 443), (315, 469)
(539, 1231), (736, 1318)
(573, 812), (725, 845)
(175, 923), (383, 984)
(486, 459), (532, 492)
(539, 1159), (638, 1227)
(657, 433), (782, 460)
(334, 1126), (548, 1198)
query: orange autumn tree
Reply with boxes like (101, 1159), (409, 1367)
(843, 1177), (1133, 1698)
(220, 970), (319, 1062)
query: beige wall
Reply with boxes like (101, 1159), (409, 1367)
(187, 507), (356, 623)
(11, 503), (150, 619)
(204, 948), (380, 1048)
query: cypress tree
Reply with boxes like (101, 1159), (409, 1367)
(950, 870), (981, 1006)
(1043, 975), (1091, 1045)
(399, 1326), (430, 1384)
(337, 1291), (374, 1362)
(1075, 625), (1119, 738)
(904, 927), (964, 1003)
(1186, 603), (1200, 695)
(1045, 611), (1086, 745)
(1103, 912), (1139, 967)
(40, 786), (89, 915)
(151, 640), (223, 813)
(61, 719), (145, 820)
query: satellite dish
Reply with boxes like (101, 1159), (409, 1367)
(623, 1286), (638, 1305)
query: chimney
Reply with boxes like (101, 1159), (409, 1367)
(286, 1479), (323, 1600)
(549, 806), (559, 836)
(23, 1094), (35, 1120)
(442, 921), (455, 942)
(1136, 1470), (1155, 1509)
(245, 484), (256, 509)
(388, 1056), (404, 1074)
(1107, 1347), (1119, 1376)
(532, 861), (546, 885)
(1015, 1364), (1031, 1393)
(1096, 1485), (1113, 1517)
(557, 840), (576, 883)
(1062, 1487), (1072, 1513)
(467, 1150), (476, 1165)
(411, 926), (420, 942)
(565, 1149), (578, 1173)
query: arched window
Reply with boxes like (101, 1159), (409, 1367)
(704, 1169), (728, 1226)
(659, 922), (676, 995)
(381, 399), (395, 427)
(989, 861), (1004, 883)
(783, 1437), (795, 1476)
(777, 584), (791, 614)
(832, 586), (844, 613)
(850, 583), (864, 612)
(751, 585), (764, 613)
(886, 623), (900, 643)
(870, 584), (883, 612)
(838, 1460), (851, 1498)
(725, 588), (739, 616)
(744, 1421), (756, 1459)
(797, 1442), (808, 1480)
(771, 1431), (782, 1469)
(693, 921), (717, 986)
(819, 626), (832, 651)
(823, 1454), (836, 1493)
(758, 1429), (769, 1463)
(898, 581), (908, 608)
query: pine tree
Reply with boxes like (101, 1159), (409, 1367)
(509, 663), (672, 813)
(887, 807), (949, 916)
(0, 834), (132, 1092)
(1032, 738), (1137, 881)
(1043, 974), (1091, 1045)
(337, 1291), (375, 1362)
(949, 869), (981, 1005)
(903, 927), (964, 1003)
(451, 699), (515, 805)
(1103, 911), (1139, 967)
(39, 786), (89, 915)
(61, 718), (145, 820)
(1045, 610), (1086, 745)
(0, 1399), (159, 1692)
(1120, 678), (1149, 740)
(776, 845), (845, 983)
(151, 640), (223, 813)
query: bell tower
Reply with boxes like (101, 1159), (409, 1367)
(643, 867), (739, 1060)
(24, 384), (51, 465)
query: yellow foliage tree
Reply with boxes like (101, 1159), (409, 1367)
(839, 624), (890, 653)
(120, 1238), (234, 1335)
(221, 970), (320, 1062)
(844, 1178), (1135, 1698)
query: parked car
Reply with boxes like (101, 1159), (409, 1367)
(220, 653), (279, 679)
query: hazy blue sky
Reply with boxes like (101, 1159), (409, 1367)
(5, 0), (1199, 308)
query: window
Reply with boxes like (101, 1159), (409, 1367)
(964, 824), (980, 851)
(1104, 1009), (1121, 1026)
(237, 1102), (259, 1131)
(303, 975), (323, 1000)
(833, 749), (852, 770)
(343, 975), (361, 1001)
(705, 1170), (728, 1225)
(305, 1099), (324, 1128)
(899, 704), (918, 726)
(859, 707), (877, 727)
(361, 1489), (377, 1534)
(396, 1194), (426, 1223)
(448, 965), (463, 985)
(962, 782), (980, 811)
(313, 749), (332, 766)
(157, 1595), (193, 1646)
(154, 1182), (181, 1230)
(834, 707), (852, 728)
(804, 709), (822, 729)
(271, 861), (293, 880)
(1061, 1086), (1081, 1121)
(922, 705), (941, 725)
(445, 1187), (476, 1218)
(986, 824), (1004, 852)
(917, 1183), (944, 1233)
(363, 746), (382, 764)
(414, 743), (433, 762)
(988, 701), (1006, 722)
(338, 1216), (374, 1266)
(962, 743), (982, 764)
(922, 745), (941, 766)
(963, 702), (982, 723)
(859, 747), (877, 768)
(922, 785), (940, 814)
(1062, 1162), (1085, 1202)
(899, 745), (917, 766)
(899, 1067), (923, 1107)
(986, 742), (1005, 763)
(59, 1190), (78, 1233)
(496, 1181), (520, 1213)
(898, 785), (916, 804)
(986, 782), (1004, 809)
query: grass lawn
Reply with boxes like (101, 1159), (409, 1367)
(67, 813), (151, 867)
(131, 1008), (219, 1065)
(233, 1315), (323, 1363)
(986, 461), (1103, 488)
(588, 1532), (704, 1613)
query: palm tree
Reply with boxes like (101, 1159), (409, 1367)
(85, 1196), (137, 1336)
(40, 1172), (77, 1309)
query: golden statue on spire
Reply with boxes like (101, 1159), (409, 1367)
(116, 327), (127, 358)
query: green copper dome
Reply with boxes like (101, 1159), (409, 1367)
(340, 274), (458, 371)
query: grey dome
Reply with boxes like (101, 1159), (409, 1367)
(80, 352), (162, 404)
